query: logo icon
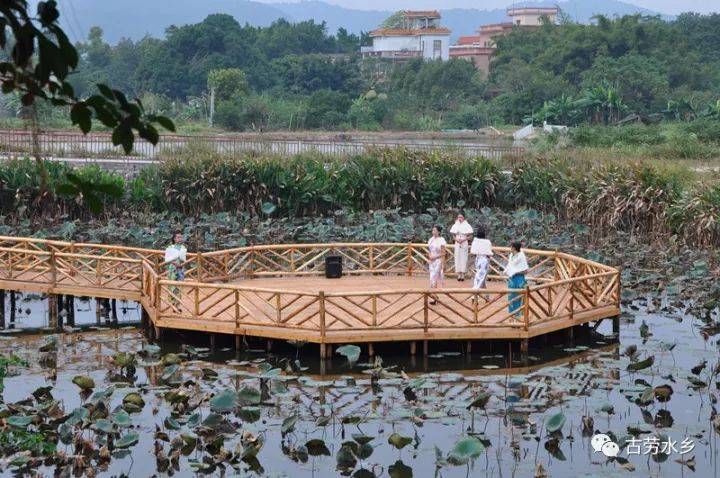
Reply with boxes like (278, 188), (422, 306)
(592, 434), (619, 457)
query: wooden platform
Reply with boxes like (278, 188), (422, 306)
(0, 237), (621, 355)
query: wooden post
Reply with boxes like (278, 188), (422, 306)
(507, 341), (513, 368)
(523, 287), (530, 332)
(319, 343), (327, 359)
(9, 291), (16, 329)
(111, 299), (118, 324)
(196, 252), (203, 281)
(520, 339), (529, 365)
(423, 339), (429, 356)
(266, 340), (273, 352)
(406, 244), (413, 276)
(0, 290), (5, 329)
(210, 333), (216, 351)
(368, 343), (374, 357)
(141, 307), (149, 330)
(276, 294), (282, 324)
(194, 285), (200, 318)
(66, 295), (75, 327)
(95, 298), (103, 325)
(423, 294), (429, 332)
(612, 316), (620, 335)
(466, 340), (472, 355)
(48, 294), (58, 330)
(410, 341), (416, 356)
(319, 291), (326, 341)
(566, 325), (574, 345)
(371, 295), (377, 327)
(235, 335), (242, 352)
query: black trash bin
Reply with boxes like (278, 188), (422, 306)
(325, 256), (342, 279)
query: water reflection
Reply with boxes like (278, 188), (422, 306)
(0, 291), (140, 330)
(0, 299), (716, 477)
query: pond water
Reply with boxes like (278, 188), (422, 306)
(0, 293), (718, 477)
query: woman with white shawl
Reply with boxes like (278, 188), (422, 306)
(449, 213), (473, 281)
(504, 241), (528, 316)
(471, 229), (493, 291)
(165, 231), (187, 308)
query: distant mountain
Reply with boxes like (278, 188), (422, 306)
(47, 0), (669, 44)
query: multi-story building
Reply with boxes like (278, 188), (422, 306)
(449, 6), (559, 75)
(361, 11), (451, 61)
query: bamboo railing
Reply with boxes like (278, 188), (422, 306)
(0, 236), (621, 342)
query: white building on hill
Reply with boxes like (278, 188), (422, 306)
(361, 11), (451, 61)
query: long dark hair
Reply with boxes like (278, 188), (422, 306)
(511, 241), (522, 252)
(172, 230), (184, 244)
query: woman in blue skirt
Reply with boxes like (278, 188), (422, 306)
(504, 241), (528, 316)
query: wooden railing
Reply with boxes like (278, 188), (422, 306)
(0, 236), (620, 341)
(200, 243), (559, 282)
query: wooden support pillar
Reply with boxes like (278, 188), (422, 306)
(235, 335), (242, 352)
(409, 341), (416, 356)
(566, 325), (574, 345)
(154, 326), (162, 343)
(423, 340), (429, 356)
(612, 316), (620, 335)
(48, 294), (58, 331)
(466, 341), (472, 355)
(368, 343), (375, 357)
(110, 299), (118, 324)
(9, 292), (15, 329)
(210, 334), (216, 351)
(57, 294), (64, 330)
(507, 341), (513, 368)
(66, 295), (75, 328)
(520, 339), (529, 365)
(0, 290), (5, 329)
(319, 343), (327, 360)
(140, 308), (149, 329)
(266, 340), (273, 352)
(95, 298), (103, 325)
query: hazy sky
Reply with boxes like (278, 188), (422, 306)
(265, 0), (720, 15)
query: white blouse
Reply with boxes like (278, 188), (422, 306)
(164, 244), (187, 264)
(450, 221), (473, 241)
(504, 251), (529, 277)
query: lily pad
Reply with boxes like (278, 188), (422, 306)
(388, 433), (413, 450)
(545, 412), (566, 433)
(72, 375), (95, 391)
(336, 345), (361, 364)
(210, 389), (238, 413)
(237, 386), (261, 405)
(447, 436), (485, 465)
(115, 432), (139, 448)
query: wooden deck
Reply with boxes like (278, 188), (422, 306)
(0, 237), (621, 354)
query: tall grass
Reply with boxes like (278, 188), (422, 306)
(1, 148), (719, 248)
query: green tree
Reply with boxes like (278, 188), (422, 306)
(0, 0), (174, 201)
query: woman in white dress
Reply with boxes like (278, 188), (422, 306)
(427, 225), (447, 305)
(450, 213), (473, 281)
(471, 229), (493, 291)
(164, 231), (187, 309)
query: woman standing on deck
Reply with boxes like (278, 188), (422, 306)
(427, 225), (447, 305)
(471, 229), (493, 291)
(450, 213), (473, 281)
(504, 241), (528, 315)
(165, 231), (187, 308)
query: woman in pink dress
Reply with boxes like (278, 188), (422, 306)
(427, 225), (447, 305)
